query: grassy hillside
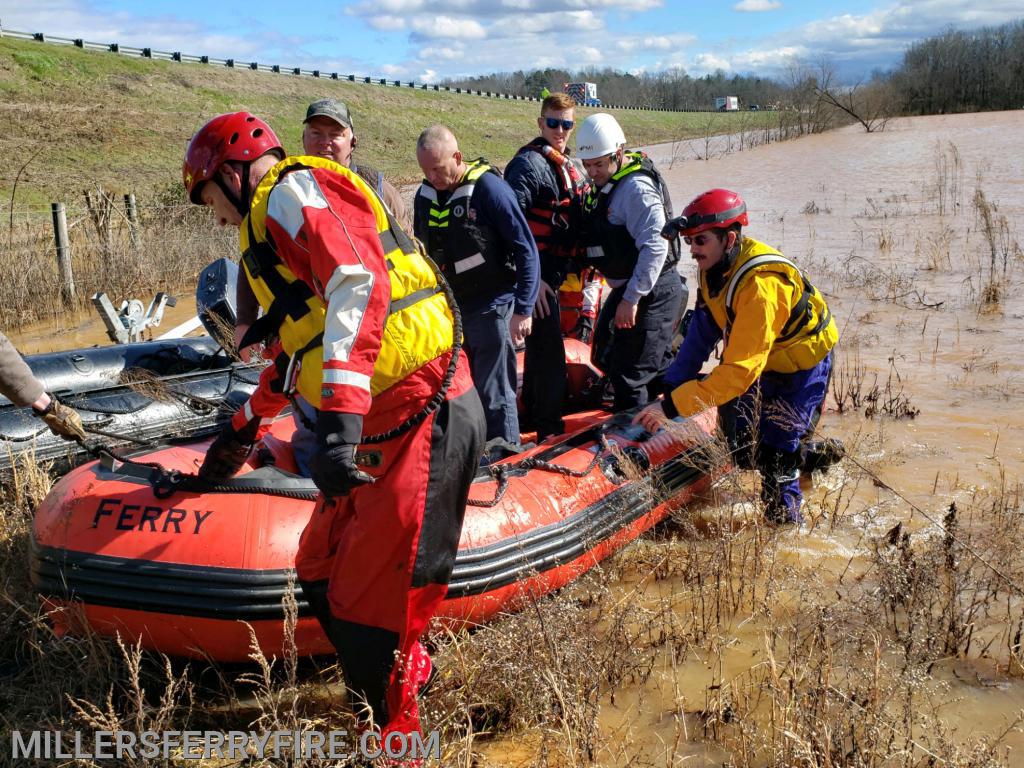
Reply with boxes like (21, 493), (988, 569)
(0, 36), (769, 204)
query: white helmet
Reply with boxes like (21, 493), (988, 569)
(575, 113), (626, 160)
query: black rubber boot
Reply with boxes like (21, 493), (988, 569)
(800, 437), (846, 472)
(298, 579), (333, 635)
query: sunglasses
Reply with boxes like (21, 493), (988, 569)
(683, 234), (713, 246)
(544, 117), (575, 131)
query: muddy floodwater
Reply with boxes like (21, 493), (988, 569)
(478, 111), (1024, 766)
(655, 110), (1024, 493)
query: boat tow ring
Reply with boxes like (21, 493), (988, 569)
(151, 467), (186, 499)
(600, 444), (651, 485)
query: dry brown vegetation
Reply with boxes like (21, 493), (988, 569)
(1, 188), (235, 329)
(3, 422), (1024, 766)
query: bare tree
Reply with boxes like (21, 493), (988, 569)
(813, 61), (895, 132)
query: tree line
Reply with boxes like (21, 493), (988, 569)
(444, 67), (790, 111)
(890, 20), (1024, 114)
(445, 19), (1024, 118)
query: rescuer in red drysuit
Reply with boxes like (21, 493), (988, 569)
(183, 111), (485, 749)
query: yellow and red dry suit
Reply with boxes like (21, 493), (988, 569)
(234, 155), (485, 743)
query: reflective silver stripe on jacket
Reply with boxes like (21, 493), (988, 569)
(454, 253), (486, 274)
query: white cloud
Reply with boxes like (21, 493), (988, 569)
(615, 32), (693, 53)
(346, 0), (425, 14)
(0, 0), (351, 65)
(734, 0), (782, 11)
(352, 0), (662, 18)
(693, 53), (733, 73)
(420, 45), (466, 61)
(732, 45), (806, 69)
(367, 17), (407, 31)
(490, 10), (603, 36)
(643, 35), (674, 49)
(410, 15), (487, 40)
(0, 0), (264, 56)
(685, 0), (1024, 81)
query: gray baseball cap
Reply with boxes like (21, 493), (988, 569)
(304, 99), (354, 131)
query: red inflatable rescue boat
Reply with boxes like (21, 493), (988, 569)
(31, 406), (720, 661)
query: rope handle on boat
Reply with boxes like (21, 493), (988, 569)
(466, 434), (613, 508)
(467, 464), (511, 508)
(77, 439), (319, 501)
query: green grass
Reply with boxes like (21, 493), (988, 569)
(0, 36), (772, 207)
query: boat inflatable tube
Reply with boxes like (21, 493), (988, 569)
(31, 408), (722, 660)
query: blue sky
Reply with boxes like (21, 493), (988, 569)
(2, 1), (1021, 83)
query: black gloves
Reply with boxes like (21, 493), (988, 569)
(571, 314), (594, 344)
(33, 396), (87, 441)
(309, 411), (375, 498)
(198, 416), (261, 481)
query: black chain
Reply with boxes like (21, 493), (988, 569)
(361, 253), (462, 445)
(288, 252), (464, 446)
(467, 435), (610, 507)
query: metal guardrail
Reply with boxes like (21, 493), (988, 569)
(0, 22), (736, 113)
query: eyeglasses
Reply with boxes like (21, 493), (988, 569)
(544, 117), (575, 131)
(683, 234), (713, 246)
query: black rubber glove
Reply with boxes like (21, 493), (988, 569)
(572, 314), (594, 344)
(198, 416), (260, 481)
(309, 411), (375, 498)
(33, 396), (87, 441)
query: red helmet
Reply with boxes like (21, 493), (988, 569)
(680, 189), (749, 236)
(183, 112), (283, 204)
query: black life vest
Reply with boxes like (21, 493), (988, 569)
(582, 152), (681, 281)
(414, 159), (515, 301)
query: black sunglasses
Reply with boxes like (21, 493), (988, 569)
(544, 117), (575, 131)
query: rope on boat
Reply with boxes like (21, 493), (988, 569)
(467, 434), (615, 508)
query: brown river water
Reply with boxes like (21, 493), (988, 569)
(479, 112), (1024, 766)
(10, 111), (1024, 765)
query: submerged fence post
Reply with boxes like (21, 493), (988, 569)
(124, 192), (140, 250)
(51, 202), (76, 303)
